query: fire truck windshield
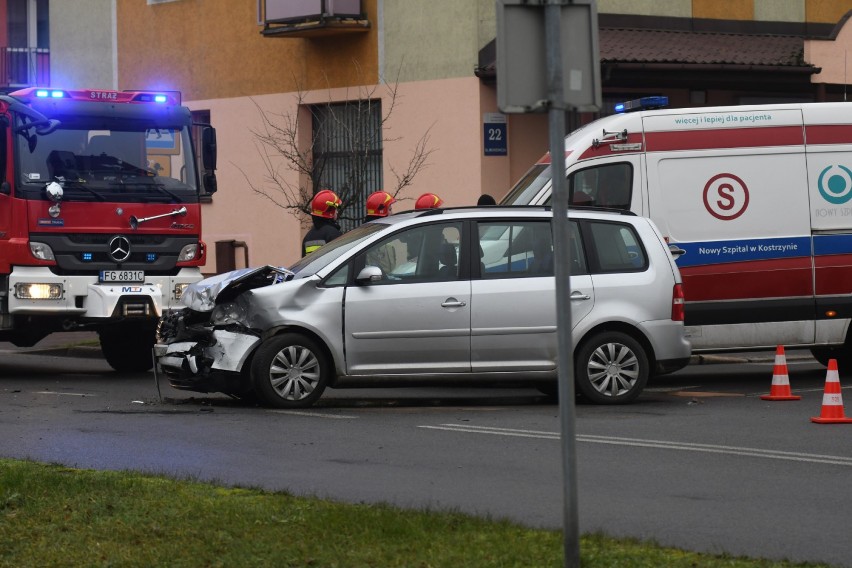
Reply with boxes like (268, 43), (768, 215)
(15, 118), (199, 204)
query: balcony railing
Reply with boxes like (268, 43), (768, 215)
(0, 47), (50, 88)
(260, 0), (369, 37)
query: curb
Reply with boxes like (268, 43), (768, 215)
(690, 355), (748, 365)
(13, 346), (104, 360)
(690, 353), (814, 365)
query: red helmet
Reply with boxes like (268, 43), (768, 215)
(415, 193), (443, 210)
(311, 189), (342, 219)
(366, 191), (395, 217)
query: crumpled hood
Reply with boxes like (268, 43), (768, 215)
(180, 265), (293, 311)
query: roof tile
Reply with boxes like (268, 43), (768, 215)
(600, 28), (807, 66)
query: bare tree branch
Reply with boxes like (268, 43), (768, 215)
(389, 124), (436, 194)
(243, 67), (434, 227)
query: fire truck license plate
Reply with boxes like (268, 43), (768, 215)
(99, 270), (145, 283)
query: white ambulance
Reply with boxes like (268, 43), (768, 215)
(502, 97), (852, 366)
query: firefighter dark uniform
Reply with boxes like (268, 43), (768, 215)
(302, 189), (343, 257)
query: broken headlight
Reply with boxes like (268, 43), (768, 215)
(210, 301), (247, 326)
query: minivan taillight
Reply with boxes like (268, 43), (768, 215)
(672, 283), (685, 321)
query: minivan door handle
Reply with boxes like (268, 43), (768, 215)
(570, 291), (591, 301)
(441, 298), (467, 308)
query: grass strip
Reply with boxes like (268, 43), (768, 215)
(0, 459), (831, 568)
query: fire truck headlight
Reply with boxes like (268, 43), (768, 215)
(29, 241), (55, 261)
(15, 283), (63, 300)
(177, 244), (198, 262)
(173, 283), (190, 300)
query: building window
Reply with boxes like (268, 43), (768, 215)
(8, 0), (48, 47)
(8, 0), (29, 47)
(6, 0), (49, 87)
(191, 109), (213, 202)
(311, 100), (382, 231)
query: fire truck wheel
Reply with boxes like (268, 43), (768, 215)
(99, 325), (156, 373)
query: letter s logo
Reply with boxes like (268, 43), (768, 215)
(703, 173), (749, 221)
(716, 183), (736, 211)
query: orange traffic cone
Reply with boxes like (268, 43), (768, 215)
(761, 345), (801, 401)
(811, 359), (852, 423)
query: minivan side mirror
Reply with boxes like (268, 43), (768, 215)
(356, 265), (383, 283)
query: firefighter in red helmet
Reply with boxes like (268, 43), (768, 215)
(414, 193), (443, 210)
(302, 189), (343, 257)
(363, 191), (398, 273)
(364, 190), (396, 222)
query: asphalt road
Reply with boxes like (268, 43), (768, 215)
(1, 344), (851, 567)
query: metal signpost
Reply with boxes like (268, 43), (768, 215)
(496, 1), (601, 566)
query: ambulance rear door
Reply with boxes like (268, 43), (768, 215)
(803, 103), (852, 347)
(644, 107), (814, 350)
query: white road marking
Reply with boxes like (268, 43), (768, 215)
(577, 435), (852, 467)
(419, 424), (852, 467)
(420, 424), (558, 439)
(268, 410), (358, 419)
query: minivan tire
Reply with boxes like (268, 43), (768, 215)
(575, 331), (649, 404)
(251, 333), (330, 409)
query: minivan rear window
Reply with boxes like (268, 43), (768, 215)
(585, 220), (647, 273)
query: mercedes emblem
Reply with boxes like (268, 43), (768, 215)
(108, 235), (131, 263)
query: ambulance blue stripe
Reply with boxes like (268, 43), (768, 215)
(813, 234), (852, 256)
(674, 236), (811, 268)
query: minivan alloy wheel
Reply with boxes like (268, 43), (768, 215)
(251, 333), (330, 408)
(575, 331), (649, 404)
(271, 346), (320, 398)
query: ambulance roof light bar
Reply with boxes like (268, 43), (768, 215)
(614, 96), (669, 113)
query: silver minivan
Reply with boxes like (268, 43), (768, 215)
(155, 207), (690, 407)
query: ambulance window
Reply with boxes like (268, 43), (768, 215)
(545, 162), (633, 210)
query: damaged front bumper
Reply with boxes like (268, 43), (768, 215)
(154, 329), (260, 393)
(154, 266), (293, 395)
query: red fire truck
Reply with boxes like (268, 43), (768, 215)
(0, 87), (217, 372)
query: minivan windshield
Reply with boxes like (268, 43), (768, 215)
(288, 222), (386, 277)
